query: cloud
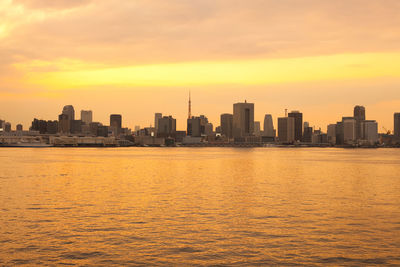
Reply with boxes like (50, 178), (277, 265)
(12, 0), (92, 10)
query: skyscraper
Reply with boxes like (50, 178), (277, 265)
(288, 110), (303, 141)
(361, 120), (378, 144)
(62, 105), (75, 121)
(394, 113), (400, 137)
(110, 114), (122, 135)
(343, 117), (356, 144)
(254, 121), (261, 136)
(81, 110), (93, 125)
(154, 113), (162, 131)
(278, 117), (295, 143)
(157, 116), (176, 136)
(263, 114), (274, 137)
(220, 113), (233, 139)
(354, 105), (366, 140)
(187, 117), (201, 137)
(327, 124), (336, 144)
(58, 114), (70, 133)
(233, 101), (254, 138)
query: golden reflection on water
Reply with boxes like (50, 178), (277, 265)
(0, 148), (400, 265)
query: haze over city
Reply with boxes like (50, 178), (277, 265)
(1, 0), (400, 130)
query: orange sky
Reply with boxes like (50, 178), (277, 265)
(1, 0), (400, 131)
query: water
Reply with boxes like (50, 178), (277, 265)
(0, 148), (400, 266)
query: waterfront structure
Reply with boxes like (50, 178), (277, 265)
(395, 113), (400, 137)
(157, 116), (176, 136)
(81, 110), (93, 125)
(343, 117), (356, 144)
(278, 117), (295, 143)
(263, 114), (274, 137)
(288, 111), (303, 141)
(220, 113), (233, 139)
(361, 120), (378, 144)
(254, 121), (261, 136)
(62, 105), (75, 121)
(327, 124), (336, 144)
(233, 101), (254, 138)
(154, 113), (162, 131)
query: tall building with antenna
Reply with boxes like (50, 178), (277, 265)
(188, 91), (192, 119)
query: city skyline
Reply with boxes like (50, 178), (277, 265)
(1, 1), (400, 131)
(1, 98), (399, 135)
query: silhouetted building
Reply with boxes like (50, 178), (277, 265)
(89, 122), (102, 136)
(278, 117), (295, 143)
(110, 114), (122, 135)
(233, 101), (254, 138)
(58, 114), (70, 134)
(97, 126), (109, 137)
(155, 113), (162, 131)
(220, 113), (233, 139)
(31, 119), (47, 134)
(81, 110), (93, 125)
(303, 126), (313, 143)
(254, 121), (261, 136)
(288, 111), (303, 142)
(47, 121), (58, 134)
(361, 120), (378, 144)
(187, 117), (201, 137)
(354, 105), (366, 140)
(343, 117), (356, 144)
(157, 116), (176, 136)
(263, 114), (275, 137)
(204, 123), (213, 136)
(70, 120), (83, 134)
(16, 124), (23, 131)
(327, 124), (336, 144)
(4, 122), (11, 132)
(62, 105), (75, 121)
(395, 113), (400, 137)
(0, 120), (5, 131)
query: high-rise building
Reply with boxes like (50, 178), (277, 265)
(327, 124), (336, 144)
(354, 105), (366, 140)
(110, 114), (122, 135)
(303, 126), (313, 143)
(16, 124), (23, 131)
(58, 114), (70, 133)
(233, 101), (254, 138)
(47, 121), (58, 134)
(62, 105), (75, 121)
(204, 123), (213, 136)
(343, 117), (356, 144)
(263, 114), (274, 137)
(288, 111), (303, 141)
(157, 116), (176, 136)
(70, 120), (83, 134)
(81, 110), (93, 125)
(361, 120), (378, 144)
(394, 113), (400, 137)
(278, 117), (295, 143)
(254, 121), (261, 136)
(220, 113), (233, 139)
(187, 117), (201, 137)
(155, 113), (162, 131)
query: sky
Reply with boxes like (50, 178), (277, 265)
(1, 0), (400, 131)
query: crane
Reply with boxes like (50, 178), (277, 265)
(382, 126), (391, 135)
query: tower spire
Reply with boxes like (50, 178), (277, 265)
(188, 90), (192, 119)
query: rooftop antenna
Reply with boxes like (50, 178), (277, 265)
(188, 90), (192, 119)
